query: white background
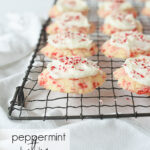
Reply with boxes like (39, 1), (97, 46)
(0, 0), (51, 17)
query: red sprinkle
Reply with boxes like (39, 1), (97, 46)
(78, 83), (88, 89)
(51, 66), (56, 71)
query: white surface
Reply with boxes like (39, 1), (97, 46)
(1, 1), (150, 150)
(0, 0), (52, 17)
(0, 13), (42, 66)
(61, 119), (150, 150)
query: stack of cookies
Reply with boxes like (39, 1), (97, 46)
(38, 0), (106, 94)
(98, 0), (150, 95)
(38, 0), (150, 96)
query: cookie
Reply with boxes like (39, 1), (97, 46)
(46, 12), (95, 34)
(101, 31), (150, 59)
(142, 1), (150, 17)
(100, 12), (143, 36)
(98, 1), (137, 18)
(40, 31), (98, 59)
(114, 56), (150, 95)
(49, 0), (88, 18)
(38, 57), (106, 94)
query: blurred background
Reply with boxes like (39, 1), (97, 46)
(0, 0), (53, 17)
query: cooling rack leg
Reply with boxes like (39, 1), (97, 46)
(8, 86), (25, 116)
(17, 86), (25, 107)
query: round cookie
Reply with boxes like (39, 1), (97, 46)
(49, 0), (88, 18)
(40, 31), (98, 59)
(46, 12), (95, 34)
(98, 1), (137, 18)
(38, 57), (106, 94)
(101, 31), (150, 59)
(100, 12), (143, 36)
(114, 56), (150, 95)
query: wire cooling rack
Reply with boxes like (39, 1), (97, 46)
(8, 0), (150, 120)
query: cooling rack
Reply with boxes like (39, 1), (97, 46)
(8, 0), (150, 120)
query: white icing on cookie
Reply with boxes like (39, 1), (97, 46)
(110, 31), (150, 56)
(123, 55), (150, 86)
(99, 1), (132, 11)
(48, 31), (92, 50)
(56, 0), (88, 12)
(145, 1), (150, 8)
(47, 57), (102, 79)
(56, 12), (90, 28)
(105, 12), (138, 30)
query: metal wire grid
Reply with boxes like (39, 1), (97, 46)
(8, 0), (150, 120)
